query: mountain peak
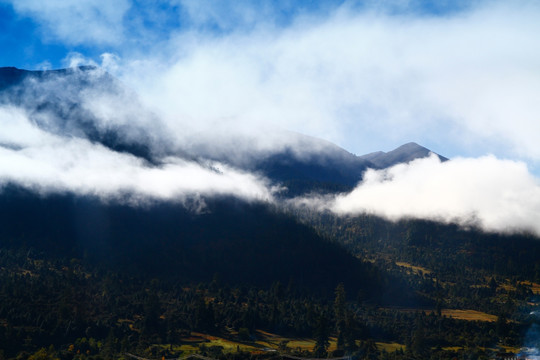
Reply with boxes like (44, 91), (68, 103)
(360, 142), (447, 169)
(396, 141), (424, 150)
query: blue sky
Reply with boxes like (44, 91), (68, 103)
(0, 0), (473, 70)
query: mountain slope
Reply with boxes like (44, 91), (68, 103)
(0, 186), (391, 298)
(0, 66), (161, 161)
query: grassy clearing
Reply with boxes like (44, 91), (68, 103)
(522, 281), (540, 294)
(206, 338), (258, 352)
(499, 345), (521, 353)
(163, 330), (341, 355)
(442, 346), (462, 351)
(376, 342), (404, 352)
(440, 309), (497, 322)
(385, 308), (497, 322)
(286, 339), (316, 351)
(175, 344), (199, 353)
(284, 338), (338, 352)
(252, 330), (312, 350)
(499, 280), (540, 295)
(174, 332), (260, 354)
(500, 283), (516, 292)
(395, 262), (432, 276)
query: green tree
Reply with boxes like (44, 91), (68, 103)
(28, 347), (59, 360)
(334, 283), (346, 350)
(496, 313), (508, 340)
(313, 314), (330, 357)
(411, 315), (427, 356)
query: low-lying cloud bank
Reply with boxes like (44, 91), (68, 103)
(2, 102), (540, 237)
(329, 154), (540, 236)
(0, 106), (274, 205)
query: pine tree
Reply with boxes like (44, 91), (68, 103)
(314, 314), (330, 357)
(334, 283), (346, 350)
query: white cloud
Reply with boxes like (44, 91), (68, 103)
(62, 52), (99, 68)
(7, 0), (130, 45)
(331, 154), (540, 236)
(6, 0), (540, 163)
(176, 0), (266, 31)
(0, 107), (274, 205)
(118, 1), (540, 163)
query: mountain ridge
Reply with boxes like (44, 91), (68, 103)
(359, 141), (448, 169)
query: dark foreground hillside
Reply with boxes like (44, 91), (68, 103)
(0, 187), (424, 359)
(0, 187), (389, 296)
(2, 193), (540, 360)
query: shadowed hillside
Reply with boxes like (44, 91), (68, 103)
(0, 186), (399, 299)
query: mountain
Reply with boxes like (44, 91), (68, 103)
(190, 133), (449, 197)
(359, 141), (448, 169)
(0, 66), (98, 88)
(0, 66), (161, 161)
(244, 139), (448, 196)
(0, 66), (418, 298)
(201, 131), (374, 196)
(0, 66), (448, 197)
(0, 65), (445, 301)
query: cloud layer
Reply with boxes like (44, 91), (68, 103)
(0, 106), (274, 205)
(330, 154), (540, 236)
